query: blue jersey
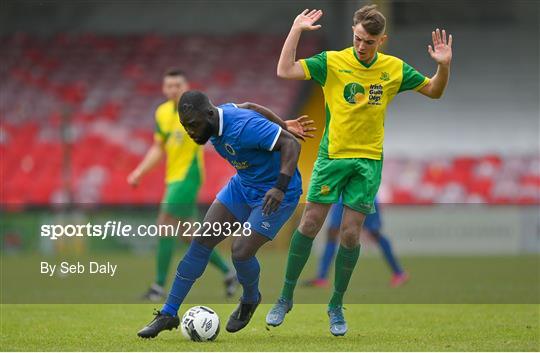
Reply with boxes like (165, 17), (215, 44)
(210, 103), (302, 205)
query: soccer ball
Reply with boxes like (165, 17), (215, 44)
(180, 306), (220, 341)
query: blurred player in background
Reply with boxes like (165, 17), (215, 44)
(137, 90), (315, 338)
(267, 5), (452, 336)
(127, 69), (237, 301)
(304, 197), (408, 288)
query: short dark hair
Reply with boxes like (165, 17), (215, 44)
(353, 5), (386, 35)
(178, 90), (210, 116)
(164, 68), (186, 79)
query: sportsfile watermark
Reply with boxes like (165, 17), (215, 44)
(40, 221), (252, 240)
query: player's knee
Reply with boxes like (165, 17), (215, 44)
(231, 242), (255, 261)
(194, 237), (216, 249)
(340, 225), (361, 248)
(299, 216), (323, 237)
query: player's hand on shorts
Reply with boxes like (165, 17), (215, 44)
(262, 188), (284, 215)
(292, 9), (323, 32)
(285, 115), (316, 141)
(127, 170), (141, 187)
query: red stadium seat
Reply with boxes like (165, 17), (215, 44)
(2, 34), (536, 206)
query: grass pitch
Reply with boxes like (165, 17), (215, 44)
(1, 303), (538, 351)
(1, 252), (539, 350)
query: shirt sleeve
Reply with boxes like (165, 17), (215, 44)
(299, 51), (327, 86)
(398, 61), (430, 93)
(154, 110), (169, 143)
(239, 117), (282, 151)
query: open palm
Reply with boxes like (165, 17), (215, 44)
(293, 9), (323, 31)
(286, 115), (316, 141)
(428, 28), (453, 65)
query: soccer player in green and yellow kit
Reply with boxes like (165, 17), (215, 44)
(127, 69), (237, 301)
(266, 6), (453, 336)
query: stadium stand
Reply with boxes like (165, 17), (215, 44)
(1, 34), (538, 206)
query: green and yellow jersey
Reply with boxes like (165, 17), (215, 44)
(300, 48), (429, 160)
(154, 100), (204, 184)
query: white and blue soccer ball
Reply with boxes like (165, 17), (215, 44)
(180, 306), (220, 341)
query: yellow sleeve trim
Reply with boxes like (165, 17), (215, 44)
(414, 77), (430, 91)
(299, 59), (311, 80)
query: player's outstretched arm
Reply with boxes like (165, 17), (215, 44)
(237, 102), (287, 129)
(277, 9), (323, 80)
(419, 28), (453, 99)
(237, 102), (316, 140)
(262, 130), (301, 215)
(127, 140), (165, 187)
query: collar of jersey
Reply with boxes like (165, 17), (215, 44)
(217, 107), (224, 136)
(352, 48), (378, 68)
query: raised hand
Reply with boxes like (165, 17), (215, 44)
(428, 28), (452, 66)
(285, 115), (316, 141)
(292, 9), (323, 32)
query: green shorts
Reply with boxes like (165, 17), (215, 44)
(306, 156), (383, 214)
(161, 162), (202, 219)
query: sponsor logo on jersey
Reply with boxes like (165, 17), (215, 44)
(230, 160), (249, 170)
(225, 143), (236, 155)
(368, 84), (383, 105)
(380, 72), (390, 81)
(343, 82), (366, 104)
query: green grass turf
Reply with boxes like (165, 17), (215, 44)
(2, 253), (539, 304)
(1, 252), (539, 350)
(1, 304), (538, 351)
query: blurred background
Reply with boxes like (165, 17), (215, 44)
(1, 0), (538, 304)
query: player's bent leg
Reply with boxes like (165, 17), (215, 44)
(226, 232), (269, 333)
(141, 211), (178, 302)
(267, 202), (332, 326)
(137, 200), (238, 339)
(282, 202), (331, 297)
(137, 240), (213, 339)
(327, 206), (365, 336)
(298, 201), (332, 237)
(197, 200), (242, 297)
(306, 202), (343, 287)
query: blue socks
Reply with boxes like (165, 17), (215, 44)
(317, 239), (337, 279)
(161, 241), (212, 316)
(377, 234), (403, 275)
(233, 256), (260, 304)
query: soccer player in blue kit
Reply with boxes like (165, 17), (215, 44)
(137, 90), (311, 338)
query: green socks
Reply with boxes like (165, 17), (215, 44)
(280, 229), (314, 301)
(208, 249), (231, 275)
(156, 236), (177, 287)
(329, 244), (360, 308)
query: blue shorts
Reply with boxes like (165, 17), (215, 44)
(328, 199), (382, 232)
(216, 176), (299, 239)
